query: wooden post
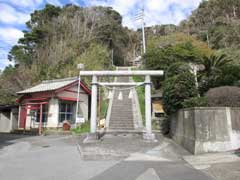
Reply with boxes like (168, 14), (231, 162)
(98, 86), (101, 121)
(39, 104), (43, 135)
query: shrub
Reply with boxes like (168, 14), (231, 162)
(162, 72), (198, 115)
(217, 65), (240, 86)
(206, 86), (240, 107)
(165, 62), (191, 78)
(71, 121), (90, 134)
(182, 97), (208, 108)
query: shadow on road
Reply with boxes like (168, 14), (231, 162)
(0, 133), (30, 150)
(234, 149), (240, 157)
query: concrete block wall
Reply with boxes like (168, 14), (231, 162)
(171, 107), (240, 154)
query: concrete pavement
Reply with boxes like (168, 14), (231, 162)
(184, 150), (240, 180)
(0, 134), (118, 180)
(0, 133), (239, 180)
(78, 133), (213, 180)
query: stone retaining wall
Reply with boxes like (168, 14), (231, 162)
(170, 107), (240, 154)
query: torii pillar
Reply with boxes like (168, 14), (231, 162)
(145, 75), (152, 133)
(143, 75), (156, 140)
(90, 75), (98, 133)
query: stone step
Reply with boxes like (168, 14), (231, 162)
(111, 107), (132, 109)
(109, 124), (134, 128)
(109, 121), (134, 124)
(110, 114), (133, 116)
(110, 113), (133, 116)
(112, 105), (132, 107)
(108, 70), (135, 132)
(109, 125), (134, 128)
(106, 129), (142, 134)
(110, 117), (132, 122)
(111, 111), (132, 114)
(110, 118), (133, 121)
(110, 124), (134, 127)
(110, 121), (134, 125)
(112, 105), (132, 108)
(111, 109), (133, 112)
(109, 127), (134, 130)
(110, 116), (133, 119)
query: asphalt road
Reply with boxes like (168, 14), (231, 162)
(0, 133), (215, 180)
(90, 161), (213, 180)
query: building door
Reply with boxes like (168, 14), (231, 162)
(19, 106), (27, 129)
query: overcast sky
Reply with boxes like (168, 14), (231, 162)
(0, 0), (202, 70)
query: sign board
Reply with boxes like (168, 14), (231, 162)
(76, 116), (85, 123)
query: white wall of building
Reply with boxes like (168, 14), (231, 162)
(25, 108), (32, 129)
(0, 108), (19, 132)
(58, 85), (89, 120)
(0, 112), (11, 132)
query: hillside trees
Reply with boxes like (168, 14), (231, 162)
(179, 0), (240, 63)
(144, 31), (240, 115)
(144, 33), (213, 88)
(0, 4), (140, 104)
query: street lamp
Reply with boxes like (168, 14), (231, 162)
(75, 63), (84, 127)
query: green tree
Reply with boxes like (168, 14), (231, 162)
(162, 72), (198, 115)
(165, 62), (191, 79)
(0, 4), (139, 104)
(144, 33), (212, 88)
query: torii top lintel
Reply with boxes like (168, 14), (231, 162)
(79, 70), (164, 76)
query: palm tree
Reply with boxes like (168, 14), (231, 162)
(199, 54), (232, 94)
(200, 54), (232, 77)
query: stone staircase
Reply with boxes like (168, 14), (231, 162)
(108, 70), (135, 131)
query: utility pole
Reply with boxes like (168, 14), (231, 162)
(134, 4), (146, 55)
(111, 49), (114, 67)
(141, 7), (146, 54)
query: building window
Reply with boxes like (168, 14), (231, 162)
(59, 102), (74, 123)
(36, 104), (48, 123)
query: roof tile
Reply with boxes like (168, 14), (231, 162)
(17, 77), (78, 94)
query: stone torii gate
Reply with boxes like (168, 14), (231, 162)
(79, 70), (164, 139)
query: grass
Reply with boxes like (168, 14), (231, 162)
(132, 76), (145, 122)
(132, 75), (144, 82)
(100, 97), (109, 119)
(71, 121), (90, 134)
